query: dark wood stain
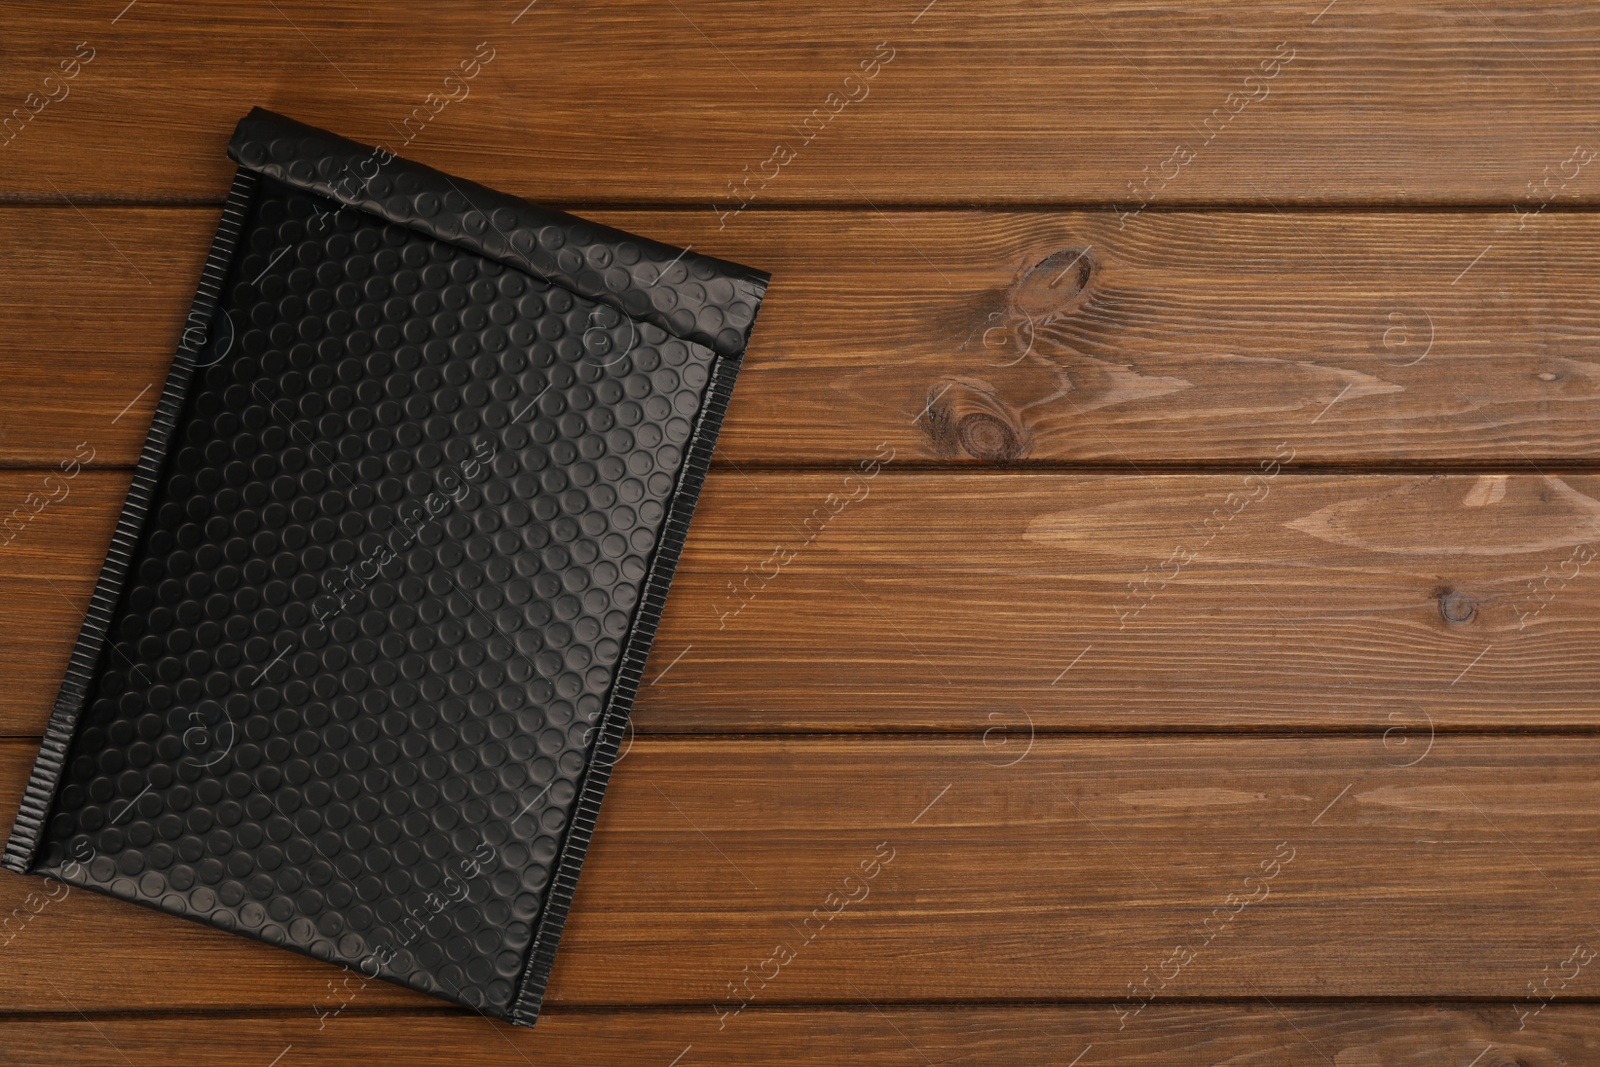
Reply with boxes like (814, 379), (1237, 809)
(1, 2), (1598, 1062)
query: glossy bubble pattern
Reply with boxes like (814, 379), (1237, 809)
(228, 107), (768, 359)
(32, 174), (718, 1014)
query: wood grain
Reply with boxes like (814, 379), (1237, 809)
(647, 470), (1600, 731)
(4, 735), (1600, 1010)
(6, 2), (1600, 1057)
(7, 207), (1600, 469)
(4, 469), (1600, 734)
(4, 1004), (1597, 1066)
(4, 2), (1600, 206)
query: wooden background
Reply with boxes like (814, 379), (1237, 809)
(5, 1), (1600, 1063)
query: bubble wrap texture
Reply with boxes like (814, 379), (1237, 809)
(11, 167), (741, 1020)
(228, 107), (768, 359)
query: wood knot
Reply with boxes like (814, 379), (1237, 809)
(1437, 589), (1476, 625)
(958, 412), (1019, 461)
(921, 377), (1027, 462)
(968, 247), (1095, 369)
(1009, 247), (1095, 324)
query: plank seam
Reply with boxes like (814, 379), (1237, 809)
(12, 728), (1600, 742)
(11, 996), (1600, 1020)
(19, 462), (1600, 476)
(18, 199), (1600, 214)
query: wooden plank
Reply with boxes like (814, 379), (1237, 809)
(4, 1004), (1598, 1066)
(0, 208), (209, 466)
(4, 735), (1600, 1010)
(7, 207), (1600, 470)
(650, 470), (1600, 730)
(4, 2), (1600, 205)
(0, 473), (129, 738)
(4, 469), (1600, 734)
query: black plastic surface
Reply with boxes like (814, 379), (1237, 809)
(3, 109), (767, 1026)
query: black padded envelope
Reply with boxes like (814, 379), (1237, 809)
(4, 107), (768, 1025)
